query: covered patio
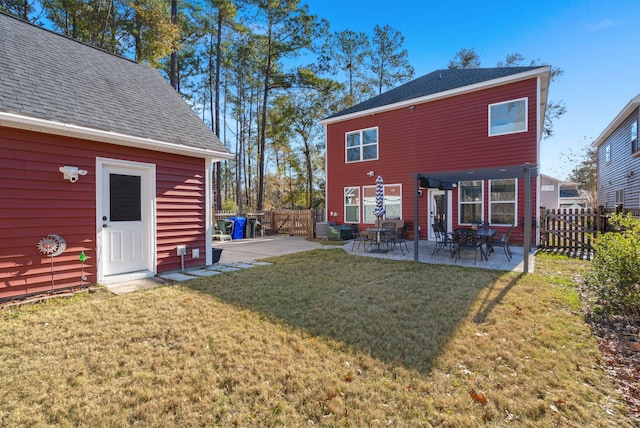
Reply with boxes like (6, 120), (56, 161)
(412, 163), (538, 273)
(344, 237), (535, 272)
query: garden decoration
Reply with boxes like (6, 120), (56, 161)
(36, 234), (67, 290)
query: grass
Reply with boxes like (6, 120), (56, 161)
(0, 250), (635, 427)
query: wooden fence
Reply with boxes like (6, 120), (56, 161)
(539, 206), (640, 259)
(212, 209), (315, 238)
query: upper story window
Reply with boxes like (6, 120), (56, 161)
(488, 98), (527, 136)
(605, 144), (611, 164)
(632, 120), (638, 152)
(346, 127), (378, 163)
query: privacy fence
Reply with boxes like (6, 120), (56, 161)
(213, 209), (319, 238)
(539, 206), (640, 259)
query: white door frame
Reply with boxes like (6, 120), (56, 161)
(427, 189), (452, 240)
(96, 157), (156, 284)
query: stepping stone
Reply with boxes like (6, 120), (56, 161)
(161, 272), (195, 282)
(189, 269), (222, 276)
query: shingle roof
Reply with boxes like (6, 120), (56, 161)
(0, 12), (229, 156)
(325, 66), (546, 120)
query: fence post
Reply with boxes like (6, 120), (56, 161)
(596, 205), (605, 234)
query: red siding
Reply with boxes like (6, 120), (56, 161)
(0, 127), (208, 300)
(326, 78), (539, 243)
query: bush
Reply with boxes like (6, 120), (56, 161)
(584, 213), (640, 316)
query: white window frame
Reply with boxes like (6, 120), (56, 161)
(488, 98), (528, 136)
(616, 188), (625, 206)
(344, 187), (360, 223)
(363, 185), (377, 224)
(362, 183), (402, 223)
(345, 127), (378, 163)
(632, 120), (638, 152)
(489, 178), (517, 226)
(458, 180), (484, 225)
(383, 184), (402, 220)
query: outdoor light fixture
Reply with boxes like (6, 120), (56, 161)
(367, 171), (375, 177)
(59, 166), (87, 183)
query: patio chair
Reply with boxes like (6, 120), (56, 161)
(451, 228), (481, 264)
(350, 224), (369, 251)
(432, 223), (452, 255)
(212, 219), (233, 242)
(492, 225), (514, 261)
(381, 222), (398, 252)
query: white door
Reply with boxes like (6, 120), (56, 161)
(99, 161), (154, 279)
(428, 189), (447, 240)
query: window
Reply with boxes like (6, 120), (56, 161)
(363, 186), (377, 223)
(632, 120), (638, 152)
(459, 180), (483, 224)
(346, 127), (378, 163)
(605, 144), (611, 163)
(344, 187), (360, 223)
(616, 188), (625, 206)
(362, 183), (402, 223)
(489, 98), (527, 136)
(383, 184), (402, 220)
(489, 179), (516, 225)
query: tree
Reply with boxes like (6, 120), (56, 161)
(370, 24), (414, 95)
(565, 141), (597, 206)
(447, 48), (481, 69)
(248, 0), (327, 211)
(0, 0), (37, 20)
(318, 29), (372, 106)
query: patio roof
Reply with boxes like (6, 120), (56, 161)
(412, 163), (538, 273)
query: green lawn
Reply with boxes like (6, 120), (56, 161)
(0, 250), (634, 427)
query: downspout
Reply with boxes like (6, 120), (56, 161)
(414, 174), (420, 261)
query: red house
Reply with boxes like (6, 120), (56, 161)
(320, 66), (551, 258)
(0, 13), (233, 300)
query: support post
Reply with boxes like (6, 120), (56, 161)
(414, 175), (420, 261)
(523, 163), (531, 273)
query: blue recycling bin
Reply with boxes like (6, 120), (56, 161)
(231, 217), (246, 240)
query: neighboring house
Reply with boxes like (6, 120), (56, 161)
(0, 13), (233, 300)
(540, 174), (589, 209)
(592, 94), (640, 209)
(320, 66), (551, 248)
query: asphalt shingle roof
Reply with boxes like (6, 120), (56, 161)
(0, 12), (229, 155)
(326, 66), (545, 120)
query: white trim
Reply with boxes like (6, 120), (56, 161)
(488, 97), (528, 137)
(488, 178), (518, 226)
(458, 179), (485, 225)
(344, 186), (360, 223)
(205, 160), (214, 265)
(0, 111), (234, 161)
(345, 126), (379, 163)
(592, 94), (640, 148)
(95, 157), (157, 283)
(320, 67), (551, 126)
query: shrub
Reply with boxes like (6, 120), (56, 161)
(584, 213), (640, 316)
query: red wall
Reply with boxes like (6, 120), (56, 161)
(0, 127), (208, 300)
(326, 78), (539, 243)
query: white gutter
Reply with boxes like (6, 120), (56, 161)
(319, 67), (551, 126)
(0, 111), (235, 161)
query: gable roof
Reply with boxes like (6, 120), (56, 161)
(321, 66), (550, 125)
(591, 93), (640, 148)
(0, 12), (232, 160)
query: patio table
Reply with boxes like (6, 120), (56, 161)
(365, 227), (388, 253)
(476, 228), (497, 261)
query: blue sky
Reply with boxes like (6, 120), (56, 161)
(307, 0), (640, 180)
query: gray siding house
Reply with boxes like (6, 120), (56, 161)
(592, 94), (640, 209)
